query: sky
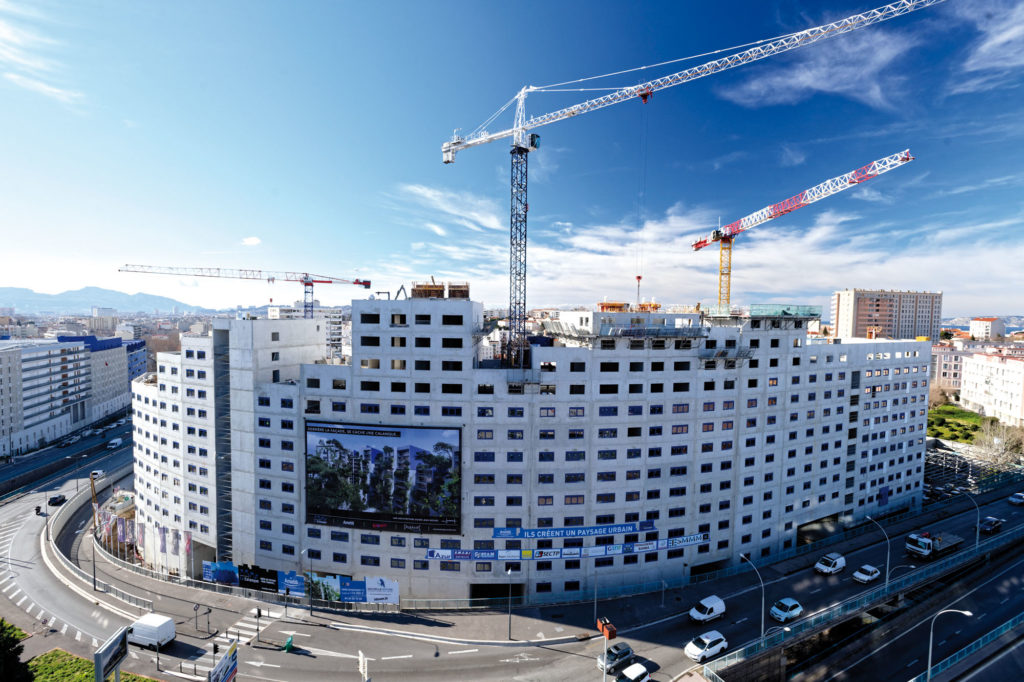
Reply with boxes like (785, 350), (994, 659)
(1, 0), (1023, 318)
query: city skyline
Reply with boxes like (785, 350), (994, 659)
(3, 1), (1023, 315)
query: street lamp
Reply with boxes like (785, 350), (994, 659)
(300, 548), (313, 616)
(506, 567), (513, 641)
(963, 493), (980, 551)
(890, 564), (916, 578)
(741, 554), (765, 640)
(866, 516), (891, 589)
(927, 609), (972, 681)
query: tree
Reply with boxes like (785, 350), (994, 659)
(929, 384), (948, 409)
(972, 420), (1024, 467)
(940, 330), (954, 340)
(0, 619), (30, 682)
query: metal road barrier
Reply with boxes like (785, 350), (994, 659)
(701, 518), (1024, 676)
(46, 464), (154, 613)
(907, 609), (1024, 682)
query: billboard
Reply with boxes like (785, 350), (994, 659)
(305, 421), (461, 534)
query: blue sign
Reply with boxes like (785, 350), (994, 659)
(278, 570), (305, 596)
(493, 523), (647, 539)
(338, 580), (367, 602)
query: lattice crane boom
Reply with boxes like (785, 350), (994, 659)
(441, 0), (944, 370)
(691, 149), (914, 307)
(120, 264), (370, 319)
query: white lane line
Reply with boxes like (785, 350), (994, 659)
(130, 651), (138, 659)
(381, 655), (413, 660)
(16, 595), (26, 607)
(3, 582), (17, 594)
(92, 638), (98, 647)
(448, 649), (478, 655)
(907, 659), (919, 667)
(978, 613), (987, 620)
(810, 587), (823, 594)
(939, 640), (947, 646)
(61, 623), (68, 635)
(9, 588), (21, 599)
(75, 630), (82, 642)
(1001, 598), (1009, 605)
(734, 617), (748, 624)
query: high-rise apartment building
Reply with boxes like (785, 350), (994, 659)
(830, 289), (942, 341)
(132, 287), (931, 603)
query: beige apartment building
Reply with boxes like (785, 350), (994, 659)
(830, 289), (942, 341)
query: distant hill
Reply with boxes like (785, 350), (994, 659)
(944, 316), (1024, 327)
(0, 286), (211, 315)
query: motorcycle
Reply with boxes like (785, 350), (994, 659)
(35, 505), (41, 515)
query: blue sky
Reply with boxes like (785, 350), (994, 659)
(2, 0), (1022, 318)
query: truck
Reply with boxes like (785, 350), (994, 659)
(905, 530), (964, 560)
(127, 613), (175, 650)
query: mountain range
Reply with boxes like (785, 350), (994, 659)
(0, 287), (211, 315)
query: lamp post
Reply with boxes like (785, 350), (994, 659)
(741, 554), (765, 640)
(593, 561), (598, 624)
(866, 516), (891, 589)
(964, 493), (980, 551)
(300, 549), (313, 616)
(927, 609), (972, 681)
(506, 567), (513, 641)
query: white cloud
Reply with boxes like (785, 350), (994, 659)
(716, 27), (920, 111)
(949, 0), (1024, 94)
(241, 236), (261, 247)
(779, 145), (806, 167)
(397, 184), (503, 232)
(710, 150), (747, 171)
(0, 3), (80, 105)
(425, 223), (447, 236)
(851, 186), (894, 204)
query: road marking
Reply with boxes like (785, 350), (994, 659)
(939, 640), (947, 646)
(3, 583), (17, 594)
(978, 613), (987, 620)
(734, 617), (748, 624)
(75, 630), (82, 642)
(448, 649), (478, 655)
(245, 662), (281, 668)
(9, 588), (21, 599)
(907, 659), (919, 667)
(61, 623), (68, 635)
(1001, 598), (1009, 605)
(278, 630), (310, 637)
(810, 588), (823, 594)
(381, 655), (413, 660)
(92, 638), (98, 647)
(16, 595), (26, 607)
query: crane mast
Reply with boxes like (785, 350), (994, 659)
(119, 265), (371, 319)
(692, 149), (915, 307)
(441, 0), (944, 370)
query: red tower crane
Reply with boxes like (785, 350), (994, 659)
(119, 265), (370, 319)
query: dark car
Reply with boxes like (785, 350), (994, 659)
(47, 494), (67, 506)
(979, 517), (1004, 534)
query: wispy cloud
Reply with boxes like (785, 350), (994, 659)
(779, 145), (806, 167)
(0, 2), (80, 104)
(716, 27), (920, 111)
(948, 0), (1024, 94)
(710, 150), (747, 171)
(241, 236), (261, 246)
(930, 172), (1024, 198)
(425, 223), (447, 236)
(396, 184), (503, 232)
(851, 186), (894, 204)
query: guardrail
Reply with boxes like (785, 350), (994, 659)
(702, 517), (1024, 675)
(908, 609), (1024, 682)
(46, 464), (154, 613)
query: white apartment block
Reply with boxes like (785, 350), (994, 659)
(0, 339), (89, 457)
(931, 345), (971, 391)
(830, 289), (942, 341)
(268, 304), (351, 358)
(969, 317), (1006, 341)
(960, 353), (1024, 426)
(133, 288), (931, 603)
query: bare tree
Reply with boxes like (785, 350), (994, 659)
(928, 383), (947, 409)
(972, 420), (1024, 467)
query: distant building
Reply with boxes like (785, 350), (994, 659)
(961, 352), (1024, 426)
(930, 345), (971, 391)
(969, 317), (1005, 341)
(92, 307), (117, 318)
(268, 303), (350, 358)
(830, 289), (942, 341)
(116, 322), (144, 340)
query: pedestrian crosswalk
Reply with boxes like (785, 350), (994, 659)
(188, 606), (283, 672)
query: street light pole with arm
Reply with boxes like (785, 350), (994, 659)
(964, 493), (980, 551)
(927, 609), (972, 681)
(741, 554), (765, 640)
(866, 516), (891, 589)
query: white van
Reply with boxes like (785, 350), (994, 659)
(688, 595), (726, 623)
(106, 438), (123, 450)
(127, 613), (175, 650)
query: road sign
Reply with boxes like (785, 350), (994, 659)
(208, 640), (238, 682)
(94, 626), (129, 682)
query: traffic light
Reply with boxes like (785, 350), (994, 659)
(213, 643), (219, 655)
(257, 607), (262, 618)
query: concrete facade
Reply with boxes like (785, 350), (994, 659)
(969, 317), (1006, 341)
(960, 353), (1024, 426)
(830, 289), (942, 341)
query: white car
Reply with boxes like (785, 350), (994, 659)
(852, 564), (881, 584)
(684, 630), (728, 663)
(1008, 492), (1024, 506)
(617, 662), (651, 682)
(770, 598), (803, 623)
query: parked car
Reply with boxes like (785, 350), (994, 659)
(596, 642), (635, 673)
(67, 435), (81, 445)
(814, 552), (846, 575)
(852, 564), (881, 584)
(617, 662), (651, 682)
(770, 598), (804, 623)
(90, 469), (105, 480)
(684, 630), (728, 663)
(688, 595), (726, 623)
(57, 439), (71, 448)
(47, 494), (66, 506)
(979, 517), (1004, 534)
(1008, 492), (1024, 506)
